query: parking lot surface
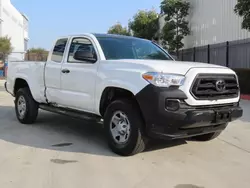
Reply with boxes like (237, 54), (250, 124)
(0, 80), (250, 188)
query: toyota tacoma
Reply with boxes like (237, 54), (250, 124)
(5, 33), (243, 156)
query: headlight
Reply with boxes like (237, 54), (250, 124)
(142, 72), (185, 87)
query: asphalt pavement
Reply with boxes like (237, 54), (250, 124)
(0, 80), (249, 188)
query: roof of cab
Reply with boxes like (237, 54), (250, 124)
(57, 33), (148, 41)
(92, 33), (139, 39)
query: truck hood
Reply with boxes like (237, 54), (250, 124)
(109, 59), (227, 75)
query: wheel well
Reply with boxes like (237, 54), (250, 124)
(99, 87), (140, 117)
(14, 78), (29, 96)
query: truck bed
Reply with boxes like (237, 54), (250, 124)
(6, 61), (47, 103)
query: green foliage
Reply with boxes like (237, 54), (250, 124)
(234, 0), (250, 31)
(28, 47), (48, 54)
(129, 10), (159, 40)
(107, 23), (131, 36)
(160, 0), (190, 54)
(0, 36), (13, 60)
(27, 48), (48, 61)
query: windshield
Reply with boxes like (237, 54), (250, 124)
(96, 37), (173, 60)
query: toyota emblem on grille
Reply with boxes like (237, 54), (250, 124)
(215, 80), (226, 92)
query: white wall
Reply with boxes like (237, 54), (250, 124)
(184, 0), (250, 48)
(0, 0), (28, 60)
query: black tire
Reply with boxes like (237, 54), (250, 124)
(104, 99), (147, 156)
(192, 131), (222, 141)
(15, 87), (39, 124)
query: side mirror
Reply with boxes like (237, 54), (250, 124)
(73, 50), (97, 63)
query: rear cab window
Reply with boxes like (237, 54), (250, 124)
(51, 38), (68, 62)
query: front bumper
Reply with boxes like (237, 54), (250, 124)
(136, 84), (243, 140)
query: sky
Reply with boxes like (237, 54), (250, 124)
(11, 0), (162, 50)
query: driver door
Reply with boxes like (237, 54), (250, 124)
(58, 37), (99, 113)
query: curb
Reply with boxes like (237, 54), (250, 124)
(241, 95), (250, 100)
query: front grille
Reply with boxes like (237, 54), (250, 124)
(191, 74), (239, 100)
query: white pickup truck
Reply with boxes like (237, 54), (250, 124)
(5, 33), (243, 156)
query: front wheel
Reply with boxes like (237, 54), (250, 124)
(15, 88), (39, 124)
(104, 99), (147, 156)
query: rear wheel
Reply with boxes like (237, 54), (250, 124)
(192, 131), (222, 141)
(15, 88), (39, 124)
(104, 99), (147, 156)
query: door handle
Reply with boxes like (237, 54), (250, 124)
(61, 69), (70, 73)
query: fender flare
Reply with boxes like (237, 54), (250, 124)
(95, 79), (148, 115)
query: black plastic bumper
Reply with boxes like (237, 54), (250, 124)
(136, 84), (243, 140)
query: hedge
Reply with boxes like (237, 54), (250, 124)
(233, 68), (250, 95)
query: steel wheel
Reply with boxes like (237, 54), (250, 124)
(104, 99), (147, 156)
(110, 111), (131, 144)
(15, 88), (39, 124)
(17, 96), (27, 119)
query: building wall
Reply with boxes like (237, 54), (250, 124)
(184, 0), (250, 48)
(0, 0), (29, 60)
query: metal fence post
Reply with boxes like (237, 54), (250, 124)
(207, 44), (210, 64)
(181, 49), (184, 61)
(226, 41), (229, 67)
(193, 47), (196, 61)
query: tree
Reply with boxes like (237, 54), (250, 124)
(107, 23), (131, 36)
(160, 0), (190, 55)
(234, 0), (250, 31)
(129, 10), (159, 40)
(28, 47), (48, 54)
(0, 36), (13, 61)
